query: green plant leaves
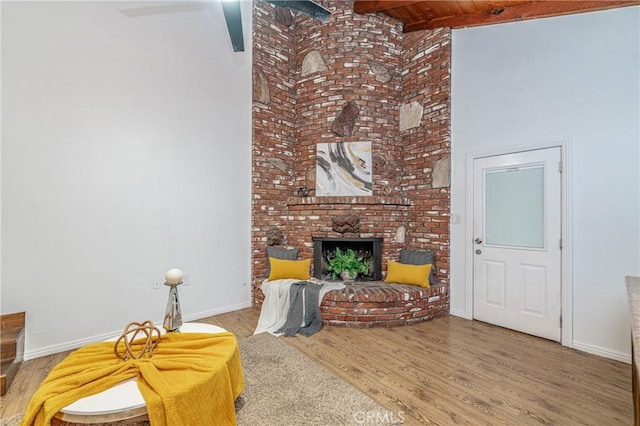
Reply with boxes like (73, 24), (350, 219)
(326, 247), (370, 279)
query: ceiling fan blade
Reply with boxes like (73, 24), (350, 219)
(266, 0), (330, 22)
(221, 1), (245, 52)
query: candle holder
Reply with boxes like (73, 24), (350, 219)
(162, 268), (184, 332)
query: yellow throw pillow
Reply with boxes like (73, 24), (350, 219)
(267, 258), (311, 281)
(384, 260), (431, 288)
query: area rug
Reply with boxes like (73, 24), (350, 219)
(0, 415), (20, 426)
(236, 332), (392, 425)
(2, 333), (393, 426)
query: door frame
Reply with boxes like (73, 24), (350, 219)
(464, 138), (573, 347)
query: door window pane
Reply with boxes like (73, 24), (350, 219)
(484, 165), (544, 248)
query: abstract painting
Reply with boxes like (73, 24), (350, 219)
(316, 142), (372, 196)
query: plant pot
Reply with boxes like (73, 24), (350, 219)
(340, 270), (357, 282)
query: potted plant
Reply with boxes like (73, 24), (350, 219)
(326, 248), (370, 281)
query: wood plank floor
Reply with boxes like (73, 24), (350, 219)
(0, 308), (632, 425)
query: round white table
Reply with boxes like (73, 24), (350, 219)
(55, 323), (227, 425)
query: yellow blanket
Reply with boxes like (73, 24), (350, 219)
(21, 332), (244, 426)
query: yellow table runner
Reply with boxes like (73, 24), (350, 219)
(21, 332), (244, 426)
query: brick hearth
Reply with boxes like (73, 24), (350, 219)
(321, 282), (449, 327)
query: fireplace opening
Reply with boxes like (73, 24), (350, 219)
(313, 237), (382, 281)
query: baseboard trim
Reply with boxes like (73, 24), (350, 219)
(24, 302), (253, 361)
(572, 340), (631, 364)
(25, 330), (124, 361)
(183, 301), (253, 323)
(450, 308), (472, 319)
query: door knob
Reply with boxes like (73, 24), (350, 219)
(474, 237), (483, 244)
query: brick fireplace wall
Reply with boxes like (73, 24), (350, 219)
(401, 29), (452, 287)
(251, 0), (451, 310)
(252, 1), (296, 301)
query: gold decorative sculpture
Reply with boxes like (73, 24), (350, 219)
(114, 320), (161, 361)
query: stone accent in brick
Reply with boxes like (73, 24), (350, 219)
(266, 227), (285, 246)
(274, 5), (295, 28)
(253, 66), (270, 105)
(266, 157), (288, 172)
(305, 168), (316, 191)
(331, 101), (360, 137)
(432, 156), (450, 188)
(301, 50), (328, 76)
(331, 214), (360, 234)
(372, 153), (388, 175)
(399, 101), (423, 131)
(369, 62), (392, 83)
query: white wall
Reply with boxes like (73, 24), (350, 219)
(451, 7), (640, 361)
(1, 1), (253, 358)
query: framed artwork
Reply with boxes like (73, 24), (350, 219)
(316, 142), (372, 196)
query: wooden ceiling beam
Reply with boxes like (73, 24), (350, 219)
(403, 1), (640, 32)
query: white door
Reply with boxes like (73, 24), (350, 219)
(473, 147), (562, 341)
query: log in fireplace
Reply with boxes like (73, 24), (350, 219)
(313, 237), (382, 281)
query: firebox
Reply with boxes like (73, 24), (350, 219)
(312, 237), (382, 281)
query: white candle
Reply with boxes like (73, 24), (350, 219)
(165, 268), (183, 285)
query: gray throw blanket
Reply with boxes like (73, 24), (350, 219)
(276, 281), (324, 337)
